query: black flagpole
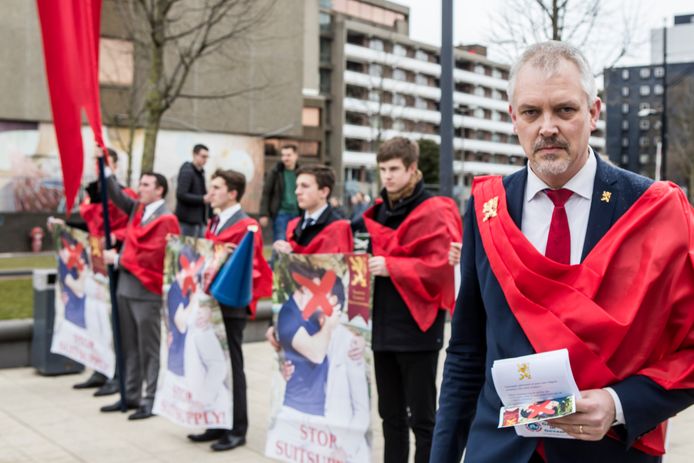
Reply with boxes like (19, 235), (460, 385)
(97, 154), (128, 412)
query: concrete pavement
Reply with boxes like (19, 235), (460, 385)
(1, 337), (692, 462)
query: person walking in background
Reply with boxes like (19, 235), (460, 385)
(259, 144), (300, 242)
(175, 144), (211, 237)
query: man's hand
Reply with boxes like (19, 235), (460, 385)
(266, 326), (280, 352)
(103, 249), (118, 265)
(203, 192), (213, 204)
(223, 243), (237, 254)
(273, 240), (293, 254)
(449, 242), (462, 266)
(368, 256), (389, 276)
(259, 216), (269, 228)
(551, 389), (616, 441)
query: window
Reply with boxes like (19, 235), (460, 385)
(369, 63), (383, 77)
(621, 69), (630, 80)
(491, 111), (501, 121)
(474, 87), (485, 97)
(474, 108), (485, 119)
(492, 89), (502, 100)
(654, 84), (664, 95)
(639, 85), (651, 96)
(639, 136), (650, 147)
(621, 87), (630, 97)
(621, 154), (629, 164)
(319, 12), (331, 32)
(302, 107), (321, 127)
(492, 68), (502, 79)
(475, 64), (485, 74)
(368, 90), (380, 102)
(639, 119), (650, 130)
(639, 102), (650, 111)
(415, 49), (429, 61)
(491, 133), (501, 143)
(621, 103), (629, 114)
(640, 154), (650, 164)
(415, 74), (429, 86)
(622, 137), (629, 147)
(99, 38), (134, 86)
(639, 68), (651, 79)
(393, 44), (407, 57)
(393, 93), (406, 106)
(393, 68), (406, 81)
(393, 119), (405, 131)
(654, 67), (665, 78)
(621, 120), (629, 130)
(415, 97), (427, 109)
(369, 38), (384, 51)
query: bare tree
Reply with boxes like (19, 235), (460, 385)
(668, 75), (694, 203)
(487, 0), (645, 74)
(109, 0), (277, 174)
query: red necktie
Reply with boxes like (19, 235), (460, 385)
(544, 189), (573, 264)
(209, 215), (220, 235)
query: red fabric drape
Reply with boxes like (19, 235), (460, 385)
(36, 0), (105, 213)
(286, 219), (354, 254)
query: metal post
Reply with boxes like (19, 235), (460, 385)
(98, 155), (128, 411)
(439, 0), (454, 197)
(660, 21), (668, 181)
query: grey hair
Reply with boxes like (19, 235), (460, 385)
(507, 41), (597, 106)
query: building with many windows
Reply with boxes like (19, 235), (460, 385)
(315, 0), (606, 202)
(604, 14), (694, 190)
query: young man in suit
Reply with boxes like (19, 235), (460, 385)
(100, 167), (180, 420)
(272, 164), (353, 255)
(431, 41), (694, 463)
(186, 169), (272, 451)
(356, 137), (461, 463)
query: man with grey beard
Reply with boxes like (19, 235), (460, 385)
(430, 41), (694, 463)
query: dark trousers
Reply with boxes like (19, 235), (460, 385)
(117, 295), (161, 406)
(221, 315), (248, 437)
(374, 350), (439, 463)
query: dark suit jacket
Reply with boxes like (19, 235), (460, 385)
(430, 153), (694, 463)
(107, 176), (171, 301)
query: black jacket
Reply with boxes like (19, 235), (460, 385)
(369, 180), (446, 352)
(259, 161), (298, 218)
(175, 161), (207, 225)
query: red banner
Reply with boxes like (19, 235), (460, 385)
(36, 0), (105, 213)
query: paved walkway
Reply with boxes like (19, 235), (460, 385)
(1, 338), (692, 462)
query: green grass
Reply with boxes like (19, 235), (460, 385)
(0, 278), (33, 320)
(0, 255), (55, 270)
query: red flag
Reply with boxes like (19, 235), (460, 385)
(36, 0), (105, 214)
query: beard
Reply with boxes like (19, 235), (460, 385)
(530, 137), (572, 177)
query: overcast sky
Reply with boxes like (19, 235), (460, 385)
(395, 0), (694, 67)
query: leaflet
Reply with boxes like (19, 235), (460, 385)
(491, 349), (581, 439)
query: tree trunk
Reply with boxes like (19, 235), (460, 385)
(141, 108), (162, 173)
(552, 0), (560, 40)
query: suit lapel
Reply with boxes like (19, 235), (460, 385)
(580, 154), (619, 261)
(504, 169), (528, 229)
(141, 203), (167, 226)
(216, 209), (248, 235)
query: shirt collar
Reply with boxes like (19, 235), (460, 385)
(526, 147), (597, 202)
(304, 203), (328, 223)
(143, 199), (165, 219)
(216, 203), (242, 227)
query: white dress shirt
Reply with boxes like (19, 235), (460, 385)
(212, 203), (242, 235)
(142, 199), (165, 224)
(302, 203), (328, 229)
(520, 149), (625, 425)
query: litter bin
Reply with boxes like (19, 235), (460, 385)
(31, 268), (84, 375)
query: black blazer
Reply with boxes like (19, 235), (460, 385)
(430, 153), (694, 463)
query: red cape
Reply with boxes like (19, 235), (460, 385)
(286, 218), (354, 254)
(473, 176), (694, 456)
(205, 216), (273, 317)
(119, 204), (180, 296)
(363, 196), (463, 332)
(79, 187), (137, 241)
